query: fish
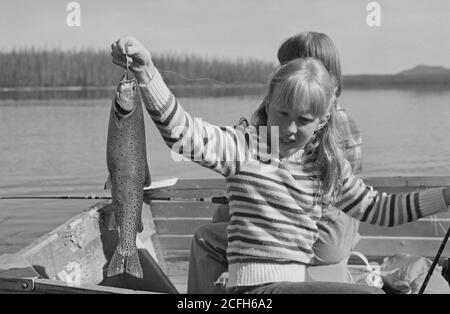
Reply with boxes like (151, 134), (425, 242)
(105, 73), (151, 279)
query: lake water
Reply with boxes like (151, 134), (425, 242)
(1, 89), (450, 254)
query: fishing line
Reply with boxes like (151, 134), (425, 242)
(124, 50), (130, 80)
(140, 59), (261, 86)
(158, 69), (266, 87)
(121, 45), (271, 86)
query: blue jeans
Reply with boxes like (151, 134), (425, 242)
(188, 222), (229, 294)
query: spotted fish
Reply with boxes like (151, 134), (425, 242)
(106, 74), (151, 279)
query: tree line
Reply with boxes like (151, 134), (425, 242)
(0, 49), (275, 88)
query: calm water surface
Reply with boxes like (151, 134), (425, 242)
(1, 89), (450, 254)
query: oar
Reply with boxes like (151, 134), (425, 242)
(0, 195), (229, 203)
(0, 177), (180, 201)
(0, 195), (112, 200)
(418, 225), (450, 294)
(0, 176), (230, 204)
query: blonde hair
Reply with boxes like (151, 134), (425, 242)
(251, 58), (344, 204)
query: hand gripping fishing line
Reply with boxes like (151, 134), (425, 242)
(123, 45), (155, 84)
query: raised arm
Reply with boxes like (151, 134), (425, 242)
(335, 105), (363, 177)
(335, 160), (450, 226)
(111, 36), (250, 177)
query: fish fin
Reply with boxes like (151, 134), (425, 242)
(107, 248), (126, 278)
(105, 209), (117, 231)
(138, 217), (144, 233)
(104, 175), (112, 190)
(144, 164), (151, 188)
(125, 250), (144, 279)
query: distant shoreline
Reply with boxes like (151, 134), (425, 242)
(0, 83), (266, 92)
(1, 82), (449, 92)
(0, 84), (448, 102)
(1, 50), (450, 91)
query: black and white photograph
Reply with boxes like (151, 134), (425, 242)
(1, 0), (450, 298)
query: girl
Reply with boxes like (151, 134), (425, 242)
(189, 32), (362, 294)
(111, 36), (450, 294)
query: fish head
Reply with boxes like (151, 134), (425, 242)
(115, 74), (139, 113)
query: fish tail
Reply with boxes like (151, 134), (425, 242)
(105, 208), (117, 231)
(125, 250), (144, 279)
(107, 247), (143, 279)
(107, 248), (126, 277)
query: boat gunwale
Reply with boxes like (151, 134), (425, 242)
(16, 200), (111, 258)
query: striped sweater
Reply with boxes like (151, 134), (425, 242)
(139, 69), (448, 288)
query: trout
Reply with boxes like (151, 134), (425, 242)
(106, 74), (151, 279)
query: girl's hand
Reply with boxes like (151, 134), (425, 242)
(111, 36), (155, 83)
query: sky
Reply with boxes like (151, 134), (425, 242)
(0, 0), (449, 74)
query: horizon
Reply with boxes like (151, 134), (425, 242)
(0, 48), (448, 77)
(0, 0), (449, 75)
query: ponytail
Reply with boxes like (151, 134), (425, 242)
(304, 107), (344, 205)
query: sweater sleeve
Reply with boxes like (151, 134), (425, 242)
(335, 160), (448, 226)
(138, 69), (249, 177)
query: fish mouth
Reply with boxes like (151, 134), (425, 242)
(114, 76), (139, 114)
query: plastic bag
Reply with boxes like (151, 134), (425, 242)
(380, 253), (450, 294)
(347, 251), (385, 289)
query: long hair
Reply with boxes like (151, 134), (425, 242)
(303, 106), (344, 205)
(252, 31), (342, 129)
(252, 57), (344, 204)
